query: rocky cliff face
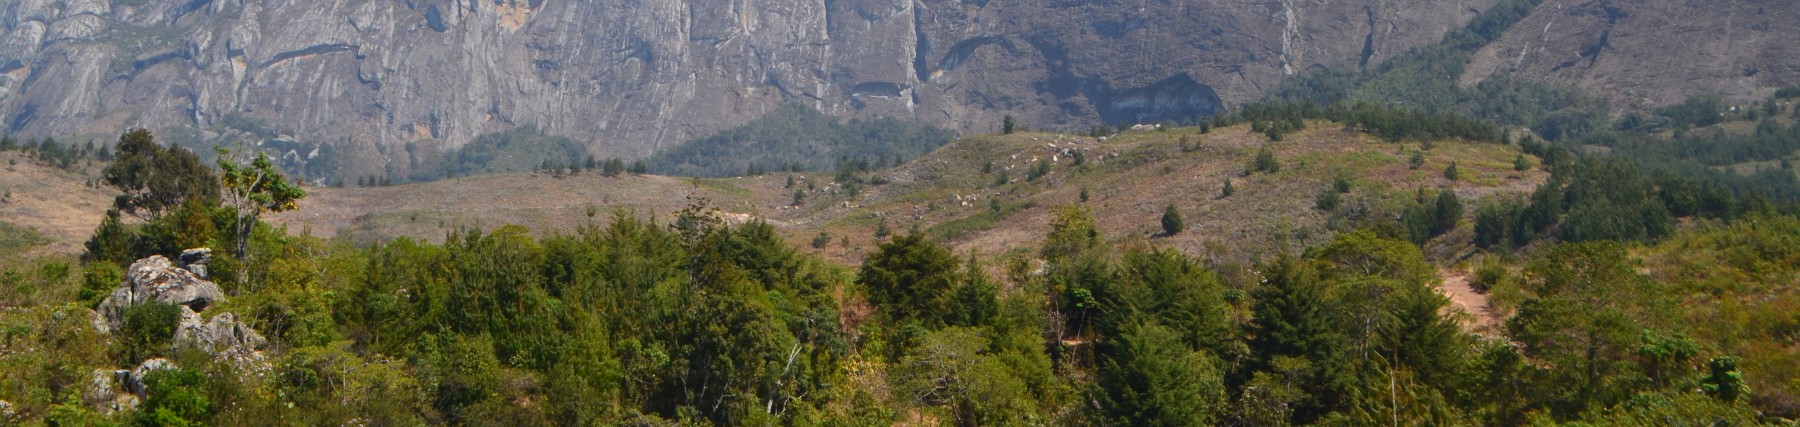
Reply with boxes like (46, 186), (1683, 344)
(1461, 0), (1800, 109)
(4, 0), (1497, 179)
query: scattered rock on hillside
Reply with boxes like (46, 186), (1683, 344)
(125, 358), (176, 397)
(82, 368), (139, 413)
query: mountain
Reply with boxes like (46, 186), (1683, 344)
(1460, 0), (1800, 109)
(3, 1), (1794, 182)
(2, 0), (1499, 180)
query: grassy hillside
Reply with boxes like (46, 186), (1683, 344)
(259, 122), (1545, 267)
(0, 151), (118, 256)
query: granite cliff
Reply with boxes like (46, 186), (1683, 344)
(6, 0), (1787, 180)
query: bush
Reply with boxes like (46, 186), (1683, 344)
(1315, 190), (1341, 211)
(1161, 204), (1185, 236)
(1253, 148), (1280, 174)
(1444, 162), (1461, 181)
(119, 302), (182, 362)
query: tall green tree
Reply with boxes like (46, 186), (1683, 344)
(217, 147), (306, 276)
(101, 129), (218, 220)
(858, 233), (961, 327)
(1097, 323), (1226, 426)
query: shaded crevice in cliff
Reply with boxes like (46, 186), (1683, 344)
(1359, 3), (1378, 69)
(128, 50), (192, 79)
(937, 36), (1007, 73)
(1039, 68), (1222, 125)
(258, 44), (359, 69)
(911, 1), (931, 82)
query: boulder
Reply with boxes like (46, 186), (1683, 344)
(175, 311), (267, 358)
(81, 369), (115, 407)
(179, 248), (212, 279)
(82, 368), (141, 413)
(92, 255), (225, 334)
(125, 358), (176, 397)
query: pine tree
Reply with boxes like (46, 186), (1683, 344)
(1161, 204), (1184, 236)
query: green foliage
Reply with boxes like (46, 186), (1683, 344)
(137, 368), (215, 426)
(1252, 148), (1280, 174)
(118, 302), (182, 363)
(1097, 323), (1225, 426)
(859, 234), (961, 327)
(1700, 356), (1749, 402)
(425, 125), (589, 180)
(1433, 190), (1463, 235)
(1220, 178), (1235, 198)
(1409, 151), (1426, 170)
(1161, 204), (1184, 236)
(217, 147), (306, 264)
(102, 129), (220, 220)
(891, 327), (1038, 426)
(0, 220), (51, 254)
(1659, 94), (1727, 129)
(1443, 162), (1460, 181)
(1002, 115), (1016, 135)
(647, 103), (954, 177)
(1314, 189), (1340, 212)
(1027, 159), (1050, 181)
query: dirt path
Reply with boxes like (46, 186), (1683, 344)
(1439, 269), (1504, 332)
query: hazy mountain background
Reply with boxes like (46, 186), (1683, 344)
(1, 0), (1795, 182)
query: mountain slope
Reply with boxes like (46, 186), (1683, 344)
(1, 0), (1496, 180)
(256, 122), (1547, 266)
(1462, 0), (1800, 109)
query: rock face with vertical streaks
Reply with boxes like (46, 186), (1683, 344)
(26, 0), (1771, 180)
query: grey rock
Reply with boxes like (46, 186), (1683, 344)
(92, 255), (224, 334)
(175, 310), (267, 357)
(0, 0), (1506, 182)
(179, 248), (211, 278)
(125, 358), (175, 397)
(1462, 1), (1800, 109)
(81, 369), (115, 407)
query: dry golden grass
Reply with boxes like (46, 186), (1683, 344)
(774, 122), (1548, 265)
(12, 122), (1547, 270)
(0, 151), (117, 257)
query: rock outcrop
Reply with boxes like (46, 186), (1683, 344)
(84, 252), (269, 411)
(91, 255), (223, 335)
(90, 252), (266, 358)
(0, 0), (1503, 181)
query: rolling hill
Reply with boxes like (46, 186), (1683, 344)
(247, 122), (1548, 267)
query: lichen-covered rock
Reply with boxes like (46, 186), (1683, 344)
(175, 311), (267, 358)
(92, 255), (224, 334)
(81, 369), (115, 407)
(125, 358), (175, 397)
